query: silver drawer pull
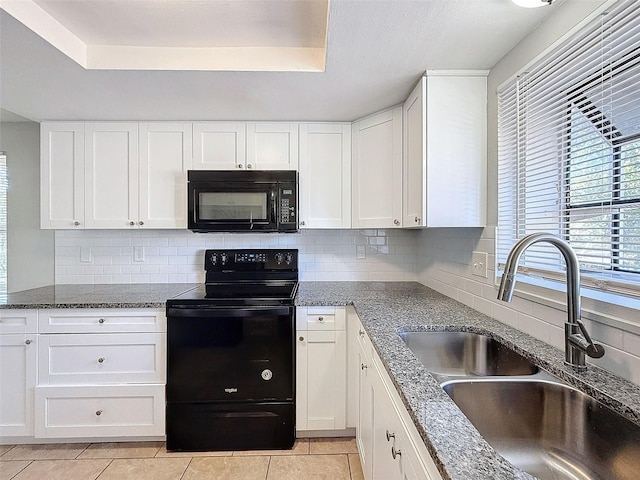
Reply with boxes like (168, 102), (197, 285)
(98, 357), (105, 363)
(96, 410), (103, 416)
(317, 316), (324, 323)
(361, 363), (368, 370)
(98, 318), (105, 324)
(391, 446), (402, 459)
(299, 336), (305, 342)
(25, 339), (32, 345)
(358, 329), (365, 337)
(74, 221), (80, 226)
(386, 430), (395, 442)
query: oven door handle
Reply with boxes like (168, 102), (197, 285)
(167, 306), (292, 318)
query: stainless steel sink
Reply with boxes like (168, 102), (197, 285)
(398, 331), (538, 376)
(442, 379), (640, 480)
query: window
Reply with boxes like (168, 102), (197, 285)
(497, 0), (640, 296)
(0, 153), (6, 294)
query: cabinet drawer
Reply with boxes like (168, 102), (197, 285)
(39, 333), (165, 385)
(0, 310), (37, 334)
(35, 384), (165, 438)
(297, 306), (345, 331)
(38, 308), (166, 333)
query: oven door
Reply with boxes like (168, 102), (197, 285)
(166, 305), (295, 403)
(188, 182), (278, 232)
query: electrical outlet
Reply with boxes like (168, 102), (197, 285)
(472, 251), (488, 278)
(356, 245), (366, 259)
(134, 246), (145, 262)
(80, 246), (92, 263)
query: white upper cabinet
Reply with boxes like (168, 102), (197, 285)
(138, 122), (192, 228)
(192, 122), (246, 170)
(298, 123), (351, 229)
(84, 122), (139, 229)
(40, 122), (85, 229)
(246, 123), (299, 170)
(403, 71), (487, 228)
(352, 106), (403, 229)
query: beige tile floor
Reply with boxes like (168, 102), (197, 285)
(0, 437), (364, 480)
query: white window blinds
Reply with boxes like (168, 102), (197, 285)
(497, 0), (640, 296)
(0, 153), (6, 294)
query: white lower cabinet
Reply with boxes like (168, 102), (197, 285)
(296, 306), (347, 432)
(34, 308), (167, 439)
(356, 318), (442, 480)
(35, 385), (164, 438)
(0, 310), (38, 438)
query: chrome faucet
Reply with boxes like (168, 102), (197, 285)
(497, 233), (604, 371)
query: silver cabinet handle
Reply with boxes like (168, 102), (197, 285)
(386, 430), (395, 442)
(317, 316), (324, 323)
(129, 221), (135, 226)
(74, 221), (80, 226)
(415, 216), (420, 223)
(361, 363), (368, 370)
(391, 446), (402, 459)
(247, 164), (253, 169)
(98, 357), (105, 363)
(237, 164), (243, 169)
(25, 339), (32, 345)
(98, 318), (105, 324)
(138, 221), (144, 226)
(300, 221), (306, 226)
(358, 329), (365, 337)
(394, 219), (400, 226)
(96, 410), (103, 416)
(299, 336), (305, 342)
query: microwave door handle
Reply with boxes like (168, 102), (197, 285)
(271, 191), (277, 225)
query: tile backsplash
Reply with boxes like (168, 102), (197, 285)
(55, 229), (419, 284)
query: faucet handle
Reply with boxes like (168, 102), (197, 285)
(576, 320), (605, 358)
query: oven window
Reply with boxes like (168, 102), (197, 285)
(198, 192), (267, 220)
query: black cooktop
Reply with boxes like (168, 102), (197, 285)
(167, 249), (299, 308)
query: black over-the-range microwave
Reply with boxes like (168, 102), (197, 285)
(187, 170), (298, 233)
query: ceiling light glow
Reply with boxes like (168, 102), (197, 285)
(512, 0), (553, 8)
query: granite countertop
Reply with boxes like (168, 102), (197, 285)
(296, 281), (640, 480)
(0, 283), (200, 309)
(3, 281), (640, 479)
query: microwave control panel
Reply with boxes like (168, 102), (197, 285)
(279, 186), (296, 226)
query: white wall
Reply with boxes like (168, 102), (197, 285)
(0, 122), (55, 292)
(55, 228), (418, 284)
(417, 0), (640, 387)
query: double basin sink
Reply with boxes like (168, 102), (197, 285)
(399, 331), (640, 480)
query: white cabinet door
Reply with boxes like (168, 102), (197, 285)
(85, 122), (139, 228)
(356, 326), (375, 480)
(352, 106), (402, 228)
(138, 122), (192, 228)
(246, 123), (299, 170)
(422, 71), (487, 227)
(192, 122), (246, 170)
(40, 122), (85, 229)
(0, 334), (37, 437)
(403, 78), (426, 228)
(296, 306), (347, 432)
(299, 123), (351, 228)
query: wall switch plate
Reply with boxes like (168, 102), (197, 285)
(472, 251), (488, 278)
(134, 246), (145, 262)
(356, 245), (366, 259)
(80, 246), (92, 263)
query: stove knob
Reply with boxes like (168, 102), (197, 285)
(209, 253), (218, 265)
(275, 253), (284, 265)
(285, 253), (294, 265)
(220, 253), (228, 265)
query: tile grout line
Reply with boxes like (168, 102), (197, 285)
(264, 455), (272, 480)
(177, 456), (194, 480)
(93, 458), (113, 480)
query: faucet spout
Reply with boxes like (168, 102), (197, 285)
(497, 233), (605, 370)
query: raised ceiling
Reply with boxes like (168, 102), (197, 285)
(0, 0), (604, 123)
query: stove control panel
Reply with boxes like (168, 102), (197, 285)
(205, 249), (298, 271)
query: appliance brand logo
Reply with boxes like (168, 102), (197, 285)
(224, 387), (238, 394)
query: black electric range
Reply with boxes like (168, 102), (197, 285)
(165, 249), (298, 452)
